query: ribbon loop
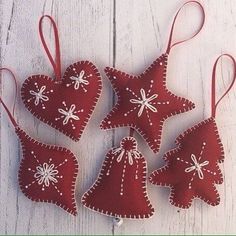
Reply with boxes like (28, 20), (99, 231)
(211, 54), (236, 118)
(0, 68), (18, 127)
(39, 15), (62, 81)
(166, 1), (205, 54)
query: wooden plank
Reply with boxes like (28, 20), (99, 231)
(1, 0), (236, 234)
(113, 0), (236, 234)
(0, 0), (113, 234)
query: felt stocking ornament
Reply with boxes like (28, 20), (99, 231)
(0, 68), (79, 215)
(100, 1), (205, 153)
(21, 15), (102, 141)
(149, 54), (236, 208)
(82, 134), (154, 220)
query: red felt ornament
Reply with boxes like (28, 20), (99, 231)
(149, 54), (236, 208)
(0, 68), (79, 215)
(100, 1), (205, 153)
(21, 15), (102, 141)
(82, 135), (154, 219)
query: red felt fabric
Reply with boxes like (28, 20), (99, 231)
(82, 137), (154, 218)
(17, 127), (79, 215)
(149, 117), (224, 208)
(21, 61), (102, 141)
(100, 54), (195, 153)
(21, 15), (102, 141)
(0, 68), (79, 216)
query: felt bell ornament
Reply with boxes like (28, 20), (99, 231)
(82, 135), (154, 219)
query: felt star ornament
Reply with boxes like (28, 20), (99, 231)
(149, 54), (236, 208)
(0, 68), (79, 215)
(82, 136), (154, 219)
(101, 55), (195, 153)
(100, 1), (205, 153)
(21, 15), (102, 141)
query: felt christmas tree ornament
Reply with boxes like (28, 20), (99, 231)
(149, 54), (236, 208)
(100, 1), (205, 153)
(0, 68), (79, 215)
(21, 15), (102, 141)
(82, 134), (154, 220)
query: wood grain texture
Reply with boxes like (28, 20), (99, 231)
(1, 0), (236, 234)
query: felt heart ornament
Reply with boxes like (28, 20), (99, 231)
(149, 54), (236, 208)
(100, 1), (205, 153)
(21, 15), (102, 141)
(1, 68), (79, 215)
(82, 136), (154, 219)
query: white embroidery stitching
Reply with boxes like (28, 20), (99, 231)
(176, 142), (217, 189)
(55, 101), (83, 129)
(28, 83), (53, 109)
(106, 138), (141, 195)
(185, 154), (209, 179)
(124, 80), (170, 125)
(66, 68), (92, 92)
(25, 151), (68, 196)
(34, 163), (59, 187)
(130, 89), (158, 117)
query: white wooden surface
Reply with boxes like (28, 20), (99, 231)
(1, 0), (236, 234)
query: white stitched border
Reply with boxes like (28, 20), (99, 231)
(149, 117), (224, 208)
(16, 127), (79, 215)
(21, 61), (102, 142)
(81, 136), (155, 219)
(100, 54), (195, 153)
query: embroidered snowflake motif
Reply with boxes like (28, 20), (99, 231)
(27, 83), (53, 109)
(66, 68), (92, 92)
(55, 101), (83, 129)
(25, 151), (68, 195)
(124, 81), (169, 125)
(176, 142), (217, 189)
(34, 163), (59, 187)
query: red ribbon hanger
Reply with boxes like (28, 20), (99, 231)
(166, 0), (205, 54)
(211, 54), (236, 118)
(39, 15), (62, 81)
(0, 68), (18, 127)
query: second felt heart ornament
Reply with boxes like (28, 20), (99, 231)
(21, 15), (102, 141)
